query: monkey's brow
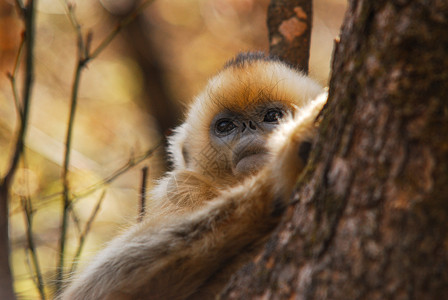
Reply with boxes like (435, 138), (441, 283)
(251, 101), (288, 113)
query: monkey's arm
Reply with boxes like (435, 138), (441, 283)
(61, 176), (283, 300)
(60, 94), (327, 300)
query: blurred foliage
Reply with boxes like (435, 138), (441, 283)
(0, 0), (345, 298)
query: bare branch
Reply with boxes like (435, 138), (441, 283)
(21, 196), (45, 300)
(9, 144), (162, 216)
(69, 207), (82, 235)
(0, 0), (37, 298)
(57, 55), (84, 293)
(89, 0), (155, 60)
(138, 166), (149, 222)
(6, 35), (25, 120)
(4, 0), (36, 186)
(69, 190), (106, 275)
(56, 1), (156, 291)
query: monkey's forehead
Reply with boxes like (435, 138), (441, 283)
(186, 59), (323, 122)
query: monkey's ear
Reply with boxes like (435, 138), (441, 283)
(167, 123), (190, 169)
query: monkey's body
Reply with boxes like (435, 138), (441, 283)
(60, 53), (326, 299)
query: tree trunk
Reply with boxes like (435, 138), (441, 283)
(267, 0), (312, 73)
(221, 0), (448, 299)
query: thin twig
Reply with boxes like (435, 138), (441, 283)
(21, 196), (46, 300)
(57, 57), (84, 292)
(57, 4), (93, 288)
(24, 248), (35, 286)
(56, 1), (155, 291)
(71, 144), (161, 203)
(89, 0), (155, 60)
(6, 35), (25, 120)
(58, 3), (93, 288)
(4, 0), (35, 187)
(69, 207), (82, 234)
(0, 0), (37, 298)
(64, 2), (87, 61)
(21, 153), (45, 299)
(138, 166), (149, 222)
(69, 190), (106, 275)
(57, 61), (83, 293)
(9, 143), (162, 216)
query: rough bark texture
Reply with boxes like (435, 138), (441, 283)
(221, 0), (448, 299)
(267, 0), (312, 73)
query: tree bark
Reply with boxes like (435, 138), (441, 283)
(221, 0), (448, 299)
(267, 0), (312, 73)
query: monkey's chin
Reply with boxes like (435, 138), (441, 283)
(234, 153), (269, 177)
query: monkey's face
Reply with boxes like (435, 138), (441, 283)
(168, 56), (324, 186)
(210, 101), (290, 178)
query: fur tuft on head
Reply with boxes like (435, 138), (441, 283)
(223, 52), (282, 69)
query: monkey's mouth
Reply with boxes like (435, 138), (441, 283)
(233, 148), (269, 176)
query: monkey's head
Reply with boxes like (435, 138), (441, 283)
(168, 52), (324, 186)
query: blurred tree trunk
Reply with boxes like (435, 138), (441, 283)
(119, 16), (182, 136)
(221, 0), (448, 299)
(108, 2), (182, 170)
(267, 0), (312, 73)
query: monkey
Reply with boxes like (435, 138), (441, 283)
(59, 52), (327, 300)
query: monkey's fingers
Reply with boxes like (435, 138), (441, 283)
(266, 92), (328, 198)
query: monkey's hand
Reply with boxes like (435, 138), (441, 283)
(266, 91), (328, 201)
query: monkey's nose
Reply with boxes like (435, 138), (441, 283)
(249, 121), (256, 130)
(241, 121), (256, 133)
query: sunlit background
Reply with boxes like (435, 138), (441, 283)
(0, 0), (346, 298)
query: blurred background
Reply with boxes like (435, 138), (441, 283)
(0, 0), (346, 298)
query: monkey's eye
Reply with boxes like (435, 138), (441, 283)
(263, 109), (284, 123)
(215, 119), (237, 135)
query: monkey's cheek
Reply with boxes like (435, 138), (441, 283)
(234, 153), (269, 177)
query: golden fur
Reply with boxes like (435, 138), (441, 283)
(60, 53), (326, 300)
